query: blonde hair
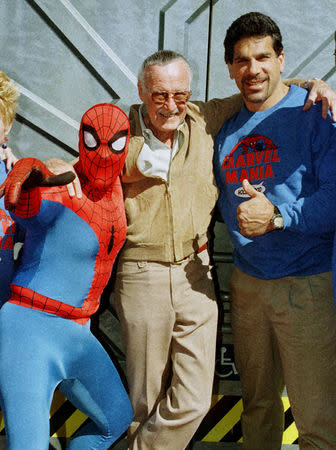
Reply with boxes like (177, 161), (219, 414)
(0, 71), (20, 129)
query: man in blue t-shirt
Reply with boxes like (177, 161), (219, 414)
(214, 12), (336, 449)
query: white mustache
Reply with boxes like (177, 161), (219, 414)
(158, 108), (180, 117)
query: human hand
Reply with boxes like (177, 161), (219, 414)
(44, 158), (82, 198)
(237, 179), (275, 236)
(0, 145), (19, 170)
(302, 79), (336, 121)
(0, 157), (75, 211)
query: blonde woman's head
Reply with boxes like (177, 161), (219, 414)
(0, 71), (20, 130)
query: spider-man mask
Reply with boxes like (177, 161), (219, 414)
(78, 103), (129, 189)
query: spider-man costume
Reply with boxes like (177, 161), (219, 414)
(0, 103), (133, 450)
(0, 160), (25, 306)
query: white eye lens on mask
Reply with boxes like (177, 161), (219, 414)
(84, 131), (97, 148)
(111, 136), (126, 152)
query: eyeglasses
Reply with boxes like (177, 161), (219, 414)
(151, 90), (191, 105)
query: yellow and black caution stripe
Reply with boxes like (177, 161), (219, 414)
(0, 392), (298, 443)
(0, 410), (4, 436)
(194, 395), (299, 444)
(49, 390), (89, 438)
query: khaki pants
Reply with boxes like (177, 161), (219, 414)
(114, 250), (218, 450)
(230, 268), (336, 450)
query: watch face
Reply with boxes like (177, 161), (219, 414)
(274, 216), (284, 229)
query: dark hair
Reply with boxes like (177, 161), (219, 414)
(224, 12), (283, 64)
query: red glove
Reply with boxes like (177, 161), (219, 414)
(0, 157), (75, 211)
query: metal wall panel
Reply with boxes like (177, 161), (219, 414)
(1, 0), (334, 159)
(0, 1), (335, 161)
(0, 0), (213, 161)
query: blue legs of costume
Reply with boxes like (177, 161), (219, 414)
(59, 337), (132, 450)
(0, 303), (133, 450)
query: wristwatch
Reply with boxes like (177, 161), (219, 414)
(271, 206), (284, 230)
(303, 78), (318, 90)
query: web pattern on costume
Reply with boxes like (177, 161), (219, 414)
(9, 103), (129, 325)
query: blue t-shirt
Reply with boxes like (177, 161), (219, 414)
(0, 161), (24, 304)
(214, 85), (336, 280)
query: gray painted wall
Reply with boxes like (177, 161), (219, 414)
(1, 0), (335, 162)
